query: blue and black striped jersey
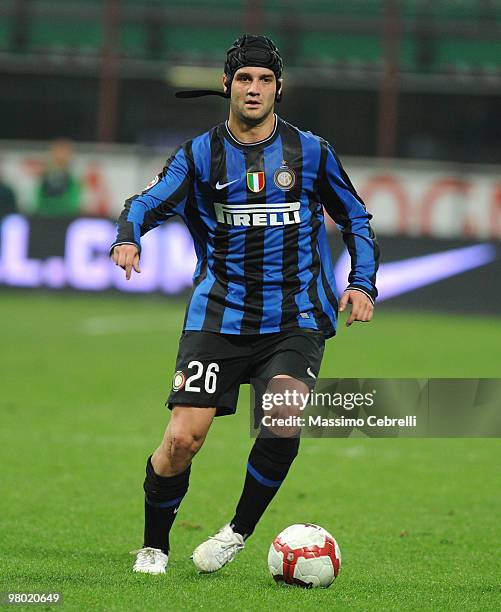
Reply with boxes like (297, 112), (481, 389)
(111, 115), (379, 338)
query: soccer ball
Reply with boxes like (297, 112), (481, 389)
(268, 523), (341, 588)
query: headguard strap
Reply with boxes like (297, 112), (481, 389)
(175, 34), (283, 101)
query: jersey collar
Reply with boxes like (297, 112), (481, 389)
(222, 114), (279, 149)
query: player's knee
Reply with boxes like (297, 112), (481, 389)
(264, 375), (309, 437)
(169, 430), (205, 458)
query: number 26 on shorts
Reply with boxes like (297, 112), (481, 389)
(172, 361), (220, 394)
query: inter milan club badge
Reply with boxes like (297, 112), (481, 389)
(172, 370), (185, 391)
(273, 161), (296, 191)
(247, 171), (265, 193)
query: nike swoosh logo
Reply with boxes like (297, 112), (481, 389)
(173, 507), (179, 514)
(215, 179), (240, 190)
(334, 244), (497, 302)
(307, 367), (316, 379)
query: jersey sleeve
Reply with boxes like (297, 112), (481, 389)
(318, 141), (380, 303)
(110, 144), (193, 254)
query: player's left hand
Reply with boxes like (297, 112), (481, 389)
(339, 289), (374, 327)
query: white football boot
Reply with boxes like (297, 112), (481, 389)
(131, 547), (168, 574)
(192, 524), (245, 573)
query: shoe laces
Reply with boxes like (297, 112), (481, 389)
(130, 547), (164, 567)
(209, 526), (244, 553)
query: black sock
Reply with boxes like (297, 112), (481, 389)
(143, 455), (190, 554)
(230, 428), (300, 539)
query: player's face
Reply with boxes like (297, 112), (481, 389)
(226, 67), (279, 125)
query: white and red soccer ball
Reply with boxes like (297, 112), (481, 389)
(268, 523), (341, 588)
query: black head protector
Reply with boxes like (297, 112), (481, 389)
(175, 34), (283, 101)
(224, 35), (283, 101)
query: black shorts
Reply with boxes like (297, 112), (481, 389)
(167, 330), (325, 417)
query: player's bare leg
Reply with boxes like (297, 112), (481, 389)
(132, 406), (216, 574)
(192, 376), (305, 573)
(152, 406), (217, 476)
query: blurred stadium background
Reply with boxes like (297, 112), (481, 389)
(1, 2), (500, 609)
(0, 0), (500, 311)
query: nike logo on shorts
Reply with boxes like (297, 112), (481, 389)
(307, 367), (316, 379)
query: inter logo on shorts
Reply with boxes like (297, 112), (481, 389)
(172, 370), (185, 391)
(247, 171), (265, 193)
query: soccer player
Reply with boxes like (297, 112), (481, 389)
(110, 34), (379, 575)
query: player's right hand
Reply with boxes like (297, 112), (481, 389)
(111, 244), (140, 280)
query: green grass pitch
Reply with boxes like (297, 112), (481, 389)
(1, 292), (500, 611)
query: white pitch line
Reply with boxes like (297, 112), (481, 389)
(80, 314), (183, 335)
